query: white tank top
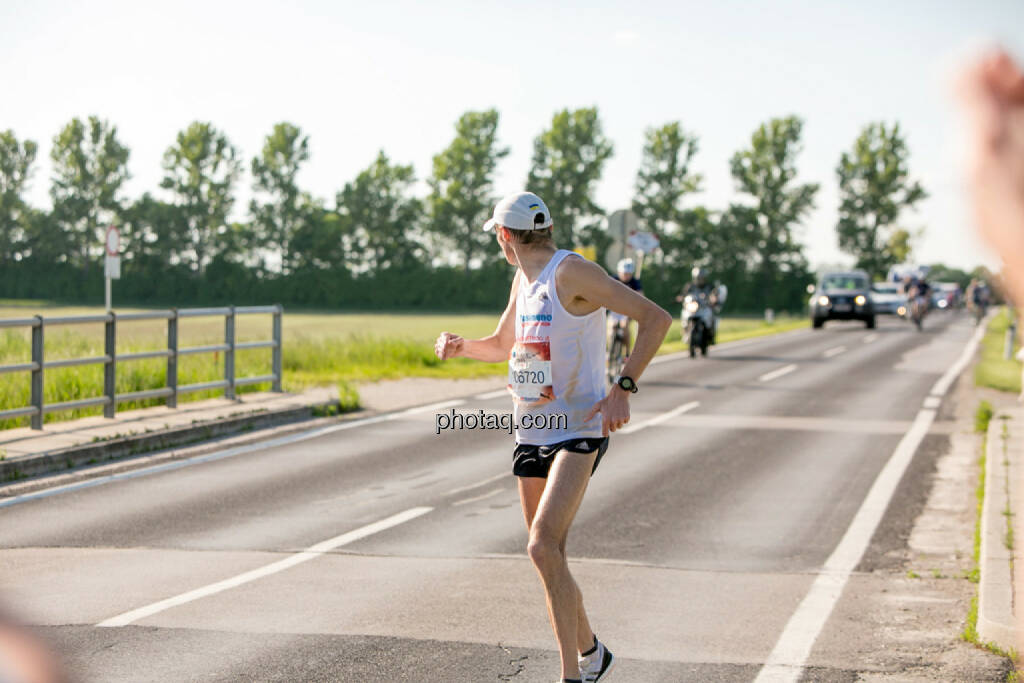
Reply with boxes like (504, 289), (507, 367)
(509, 249), (606, 445)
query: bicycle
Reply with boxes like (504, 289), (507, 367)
(607, 318), (628, 383)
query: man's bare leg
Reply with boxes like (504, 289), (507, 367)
(518, 451), (597, 680)
(519, 476), (596, 654)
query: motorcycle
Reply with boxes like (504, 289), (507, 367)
(682, 292), (715, 357)
(906, 294), (928, 331)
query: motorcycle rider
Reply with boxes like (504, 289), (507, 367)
(901, 274), (932, 324)
(607, 258), (643, 356)
(676, 266), (722, 343)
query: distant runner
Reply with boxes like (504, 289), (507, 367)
(434, 191), (671, 683)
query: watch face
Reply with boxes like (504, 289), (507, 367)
(618, 377), (635, 391)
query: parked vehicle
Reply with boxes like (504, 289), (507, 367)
(870, 282), (906, 315)
(810, 270), (875, 329)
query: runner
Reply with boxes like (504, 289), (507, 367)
(434, 191), (672, 683)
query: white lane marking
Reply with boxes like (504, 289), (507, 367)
(822, 346), (846, 359)
(923, 396), (941, 409)
(618, 401), (700, 435)
(474, 389), (509, 400)
(452, 487), (505, 507)
(444, 472), (507, 496)
(96, 506), (433, 628)
(862, 333), (879, 344)
(754, 317), (988, 683)
(758, 364), (798, 383)
(648, 328), (813, 365)
(0, 400), (467, 510)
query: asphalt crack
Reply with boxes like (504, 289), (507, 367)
(496, 643), (528, 680)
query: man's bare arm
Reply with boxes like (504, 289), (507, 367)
(435, 271), (519, 363)
(559, 257), (672, 434)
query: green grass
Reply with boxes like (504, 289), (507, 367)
(0, 304), (804, 429)
(975, 309), (1022, 394)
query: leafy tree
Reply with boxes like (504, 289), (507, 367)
(118, 193), (185, 266)
(161, 122), (242, 273)
(426, 110), (509, 270)
(50, 116), (130, 266)
(632, 122), (702, 237)
(836, 122), (927, 278)
(0, 130), (38, 263)
(526, 107), (613, 247)
(729, 116), (819, 308)
(290, 203), (345, 272)
(250, 122), (311, 273)
(336, 151), (421, 271)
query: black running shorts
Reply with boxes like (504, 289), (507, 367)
(512, 437), (609, 479)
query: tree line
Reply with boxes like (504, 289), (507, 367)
(0, 109), (933, 313)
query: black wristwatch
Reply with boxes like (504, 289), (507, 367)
(614, 376), (638, 393)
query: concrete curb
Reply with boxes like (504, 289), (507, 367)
(977, 408), (1021, 652)
(0, 399), (338, 483)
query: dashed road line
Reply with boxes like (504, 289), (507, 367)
(473, 389), (509, 400)
(444, 472), (508, 497)
(862, 333), (879, 344)
(96, 506), (434, 628)
(452, 487), (506, 507)
(822, 346), (846, 359)
(619, 401), (700, 435)
(758, 364), (798, 383)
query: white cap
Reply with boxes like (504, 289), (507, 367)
(482, 191), (553, 232)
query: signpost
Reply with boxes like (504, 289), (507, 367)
(626, 229), (660, 278)
(104, 225), (121, 312)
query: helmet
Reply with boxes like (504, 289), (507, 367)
(617, 258), (635, 275)
(691, 266), (707, 284)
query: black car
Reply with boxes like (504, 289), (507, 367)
(810, 270), (875, 329)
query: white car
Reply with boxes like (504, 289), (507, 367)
(871, 282), (906, 315)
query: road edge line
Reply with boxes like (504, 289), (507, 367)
(754, 318), (988, 682)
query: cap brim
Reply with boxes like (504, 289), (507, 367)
(482, 218), (497, 232)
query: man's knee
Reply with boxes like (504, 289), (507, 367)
(527, 530), (564, 573)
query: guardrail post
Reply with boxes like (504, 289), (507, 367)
(30, 315), (44, 430)
(225, 305), (236, 400)
(272, 304), (283, 392)
(167, 309), (178, 408)
(104, 312), (117, 418)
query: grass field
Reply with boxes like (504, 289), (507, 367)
(975, 308), (1022, 395)
(0, 301), (804, 428)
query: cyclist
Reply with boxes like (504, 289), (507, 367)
(607, 258), (643, 358)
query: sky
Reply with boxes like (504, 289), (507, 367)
(2, 0), (1022, 272)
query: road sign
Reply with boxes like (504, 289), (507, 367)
(605, 209), (639, 271)
(105, 255), (121, 279)
(105, 225), (120, 256)
(104, 225), (120, 311)
(627, 230), (660, 254)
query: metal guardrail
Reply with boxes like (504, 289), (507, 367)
(0, 305), (283, 430)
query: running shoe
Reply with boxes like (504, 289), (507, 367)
(579, 640), (614, 682)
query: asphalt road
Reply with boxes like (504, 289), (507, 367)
(0, 312), (981, 682)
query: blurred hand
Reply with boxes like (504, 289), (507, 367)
(434, 332), (464, 361)
(958, 49), (1024, 305)
(585, 387), (631, 436)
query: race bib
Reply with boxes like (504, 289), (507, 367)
(508, 340), (554, 407)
